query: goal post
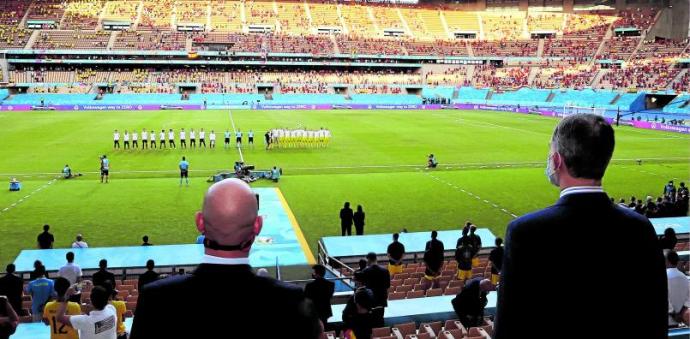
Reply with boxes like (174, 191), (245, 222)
(563, 103), (606, 117)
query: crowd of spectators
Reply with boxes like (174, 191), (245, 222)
(600, 60), (679, 90)
(613, 181), (689, 219)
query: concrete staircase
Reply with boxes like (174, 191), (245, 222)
(107, 31), (118, 50)
(330, 34), (340, 54)
(590, 69), (609, 88)
(536, 39), (544, 58)
(133, 0), (143, 29)
(24, 30), (40, 50)
(527, 67), (540, 86)
(667, 69), (688, 90)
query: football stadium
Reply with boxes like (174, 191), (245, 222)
(0, 0), (689, 338)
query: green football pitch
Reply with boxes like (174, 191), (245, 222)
(0, 109), (688, 268)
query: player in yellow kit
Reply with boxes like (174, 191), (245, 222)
(43, 278), (82, 339)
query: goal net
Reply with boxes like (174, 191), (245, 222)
(563, 103), (606, 117)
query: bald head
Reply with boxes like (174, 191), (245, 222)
(196, 179), (261, 256)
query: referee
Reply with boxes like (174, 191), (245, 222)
(179, 156), (189, 186)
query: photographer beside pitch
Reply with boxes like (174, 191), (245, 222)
(494, 114), (667, 339)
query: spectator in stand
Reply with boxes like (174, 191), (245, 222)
(58, 252), (82, 285)
(92, 259), (116, 290)
(678, 182), (689, 198)
(494, 114), (667, 339)
(42, 277), (81, 339)
(71, 234), (88, 248)
(141, 236), (152, 246)
(659, 228), (678, 250)
(362, 252), (390, 328)
(138, 260), (160, 291)
(0, 265), (23, 317)
(455, 227), (474, 281)
(103, 281), (128, 339)
(452, 278), (492, 329)
(130, 179), (320, 339)
(340, 202), (354, 236)
(304, 264), (335, 328)
(29, 261), (49, 280)
(0, 295), (19, 339)
(469, 224), (482, 268)
(355, 259), (367, 275)
(56, 285), (118, 339)
(664, 180), (677, 202)
(342, 287), (375, 339)
(25, 265), (55, 322)
(37, 224), (54, 249)
(387, 233), (405, 276)
(423, 230), (445, 289)
(666, 250), (690, 326)
(353, 205), (365, 236)
(489, 238), (504, 286)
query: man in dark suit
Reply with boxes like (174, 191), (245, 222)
(339, 202), (354, 236)
(130, 179), (321, 339)
(304, 264), (335, 328)
(451, 278), (492, 328)
(91, 259), (115, 290)
(362, 252), (390, 327)
(0, 264), (23, 316)
(137, 260), (160, 291)
(494, 114), (667, 339)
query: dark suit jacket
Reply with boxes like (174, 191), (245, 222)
(452, 278), (487, 317)
(494, 193), (667, 339)
(130, 264), (320, 339)
(92, 270), (115, 289)
(137, 271), (160, 291)
(0, 273), (23, 314)
(340, 208), (353, 226)
(304, 277), (335, 320)
(362, 265), (391, 307)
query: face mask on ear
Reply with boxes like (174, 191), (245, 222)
(545, 152), (560, 187)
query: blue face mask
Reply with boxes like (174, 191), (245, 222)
(545, 153), (559, 187)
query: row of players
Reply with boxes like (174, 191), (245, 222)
(112, 128), (258, 149)
(266, 128), (332, 149)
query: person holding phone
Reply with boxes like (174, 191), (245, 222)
(43, 278), (82, 339)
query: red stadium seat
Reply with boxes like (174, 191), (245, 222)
(372, 327), (391, 338)
(444, 286), (461, 295)
(391, 322), (417, 338)
(406, 290), (424, 299)
(395, 285), (413, 293)
(426, 288), (443, 297)
(419, 321), (443, 337)
(388, 292), (406, 300)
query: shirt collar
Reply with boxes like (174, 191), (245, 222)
(202, 254), (250, 265)
(560, 186), (604, 198)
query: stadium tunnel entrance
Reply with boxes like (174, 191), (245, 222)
(645, 93), (676, 110)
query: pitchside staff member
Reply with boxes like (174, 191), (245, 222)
(179, 157), (189, 186)
(100, 155), (110, 183)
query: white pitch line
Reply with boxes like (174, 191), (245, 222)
(228, 110), (244, 163)
(0, 179), (56, 216)
(423, 171), (518, 219)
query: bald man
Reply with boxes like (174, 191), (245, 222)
(130, 179), (321, 339)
